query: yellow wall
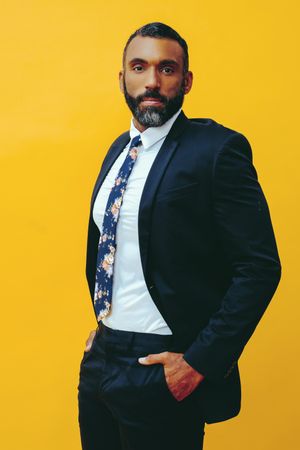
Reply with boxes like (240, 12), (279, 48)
(0, 1), (298, 449)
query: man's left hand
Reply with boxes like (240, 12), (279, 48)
(138, 351), (205, 401)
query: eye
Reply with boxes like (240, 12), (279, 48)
(132, 65), (144, 72)
(161, 66), (174, 74)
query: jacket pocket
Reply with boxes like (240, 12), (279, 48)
(156, 181), (200, 201)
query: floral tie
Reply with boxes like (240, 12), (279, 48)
(93, 134), (142, 322)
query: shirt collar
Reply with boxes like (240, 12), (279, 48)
(129, 108), (182, 150)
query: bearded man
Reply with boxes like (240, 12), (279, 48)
(77, 22), (281, 450)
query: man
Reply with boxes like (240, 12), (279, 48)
(78, 22), (281, 450)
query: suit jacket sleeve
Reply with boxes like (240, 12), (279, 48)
(183, 132), (282, 382)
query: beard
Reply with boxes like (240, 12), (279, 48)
(123, 79), (185, 127)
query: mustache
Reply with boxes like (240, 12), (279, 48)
(136, 90), (168, 104)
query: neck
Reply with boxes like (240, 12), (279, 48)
(132, 117), (148, 133)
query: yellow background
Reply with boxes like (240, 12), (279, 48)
(1, 1), (299, 449)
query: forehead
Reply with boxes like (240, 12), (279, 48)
(124, 35), (184, 66)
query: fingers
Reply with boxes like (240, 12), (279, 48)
(84, 329), (97, 351)
(138, 351), (168, 365)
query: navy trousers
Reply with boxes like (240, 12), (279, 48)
(77, 323), (205, 450)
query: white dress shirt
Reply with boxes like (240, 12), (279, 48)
(92, 108), (182, 334)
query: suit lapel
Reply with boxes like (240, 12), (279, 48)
(138, 111), (190, 280)
(91, 132), (130, 207)
(89, 111), (190, 285)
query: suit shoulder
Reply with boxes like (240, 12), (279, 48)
(110, 130), (130, 147)
(187, 117), (250, 148)
(103, 130), (130, 158)
(187, 116), (242, 134)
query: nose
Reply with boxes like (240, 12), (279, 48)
(145, 67), (160, 90)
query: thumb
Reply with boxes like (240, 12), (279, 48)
(138, 352), (166, 365)
(85, 329), (96, 351)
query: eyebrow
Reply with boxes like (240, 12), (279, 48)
(128, 58), (180, 67)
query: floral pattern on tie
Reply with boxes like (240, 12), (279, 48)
(93, 135), (142, 321)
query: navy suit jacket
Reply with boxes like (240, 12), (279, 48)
(85, 110), (281, 423)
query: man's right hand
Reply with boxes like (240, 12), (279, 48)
(84, 329), (97, 352)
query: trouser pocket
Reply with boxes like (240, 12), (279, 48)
(99, 355), (179, 412)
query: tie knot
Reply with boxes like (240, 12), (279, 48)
(130, 135), (142, 149)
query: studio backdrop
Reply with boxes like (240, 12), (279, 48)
(0, 1), (298, 449)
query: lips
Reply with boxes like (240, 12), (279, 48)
(140, 97), (164, 106)
(141, 98), (163, 106)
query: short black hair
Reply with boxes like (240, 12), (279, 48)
(123, 22), (189, 74)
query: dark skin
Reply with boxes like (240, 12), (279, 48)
(119, 35), (193, 132)
(85, 36), (205, 402)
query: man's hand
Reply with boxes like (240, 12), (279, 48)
(138, 351), (205, 401)
(84, 329), (97, 352)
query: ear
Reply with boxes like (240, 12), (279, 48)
(183, 71), (193, 94)
(119, 70), (124, 93)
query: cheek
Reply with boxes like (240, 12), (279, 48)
(124, 74), (144, 95)
(160, 78), (184, 96)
